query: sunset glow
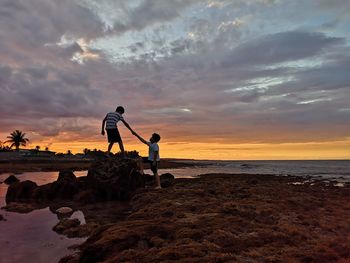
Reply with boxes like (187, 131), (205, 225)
(1, 0), (349, 160)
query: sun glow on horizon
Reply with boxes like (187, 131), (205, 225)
(19, 138), (350, 161)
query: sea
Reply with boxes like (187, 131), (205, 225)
(161, 159), (350, 182)
(0, 160), (349, 263)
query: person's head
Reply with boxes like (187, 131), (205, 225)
(150, 133), (161, 143)
(115, 106), (125, 114)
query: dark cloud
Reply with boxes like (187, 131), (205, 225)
(222, 31), (345, 67)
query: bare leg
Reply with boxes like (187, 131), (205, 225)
(137, 158), (145, 174)
(107, 142), (114, 153)
(154, 172), (161, 189)
(118, 141), (125, 157)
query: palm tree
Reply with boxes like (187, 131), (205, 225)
(67, 150), (72, 155)
(5, 130), (30, 150)
(35, 145), (40, 151)
(45, 147), (49, 151)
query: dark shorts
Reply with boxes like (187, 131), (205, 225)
(142, 157), (159, 174)
(107, 129), (122, 143)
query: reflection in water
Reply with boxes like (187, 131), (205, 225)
(0, 207), (85, 263)
(0, 171), (88, 263)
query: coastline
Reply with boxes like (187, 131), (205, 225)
(0, 158), (196, 174)
(58, 173), (350, 262)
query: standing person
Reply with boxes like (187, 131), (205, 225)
(132, 131), (161, 189)
(101, 106), (133, 155)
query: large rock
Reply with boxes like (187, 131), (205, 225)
(50, 179), (80, 200)
(31, 179), (79, 201)
(5, 158), (146, 204)
(53, 218), (91, 238)
(57, 170), (77, 182)
(160, 173), (175, 188)
(56, 207), (73, 214)
(4, 175), (19, 185)
(6, 180), (38, 202)
(86, 158), (145, 200)
(73, 190), (100, 204)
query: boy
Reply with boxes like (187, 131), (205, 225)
(132, 131), (161, 189)
(101, 106), (133, 155)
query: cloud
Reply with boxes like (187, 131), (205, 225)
(221, 31), (344, 67)
(0, 0), (350, 150)
(110, 0), (199, 33)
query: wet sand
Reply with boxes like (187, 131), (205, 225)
(59, 173), (350, 262)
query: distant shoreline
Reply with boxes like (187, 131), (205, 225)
(0, 157), (197, 174)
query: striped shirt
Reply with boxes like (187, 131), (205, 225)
(105, 112), (124, 130)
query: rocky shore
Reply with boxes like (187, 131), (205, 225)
(3, 159), (350, 262)
(0, 157), (195, 174)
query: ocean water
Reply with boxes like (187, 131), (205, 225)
(158, 160), (350, 182)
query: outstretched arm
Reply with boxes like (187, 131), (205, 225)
(132, 131), (149, 145)
(101, 116), (106, 135)
(121, 119), (134, 132)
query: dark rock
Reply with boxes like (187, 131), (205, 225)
(4, 175), (19, 185)
(0, 214), (5, 221)
(50, 180), (80, 200)
(160, 173), (175, 188)
(6, 180), (38, 203)
(53, 218), (91, 238)
(53, 218), (80, 234)
(57, 170), (76, 182)
(32, 183), (55, 201)
(73, 190), (99, 204)
(56, 207), (74, 214)
(5, 158), (146, 205)
(33, 180), (79, 201)
(87, 158), (145, 201)
(3, 202), (47, 213)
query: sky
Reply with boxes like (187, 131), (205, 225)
(0, 0), (349, 160)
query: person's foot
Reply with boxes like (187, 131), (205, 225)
(154, 186), (162, 189)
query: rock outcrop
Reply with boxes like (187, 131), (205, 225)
(6, 158), (147, 204)
(86, 157), (145, 200)
(6, 180), (38, 202)
(59, 174), (350, 263)
(4, 175), (19, 185)
(52, 218), (90, 238)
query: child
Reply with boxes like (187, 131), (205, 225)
(132, 131), (161, 189)
(101, 106), (133, 155)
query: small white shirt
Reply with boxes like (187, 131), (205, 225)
(105, 112), (124, 130)
(147, 142), (160, 161)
